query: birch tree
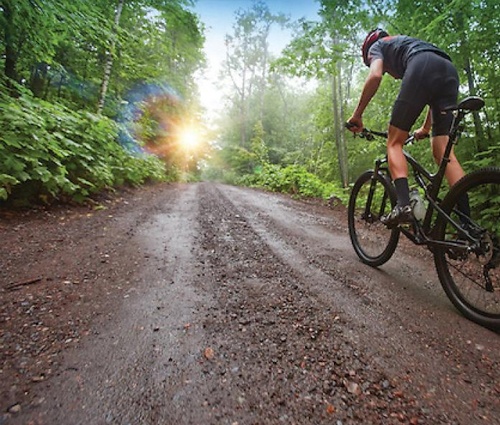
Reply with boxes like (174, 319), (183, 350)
(97, 0), (124, 114)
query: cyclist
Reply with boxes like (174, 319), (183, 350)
(347, 29), (469, 227)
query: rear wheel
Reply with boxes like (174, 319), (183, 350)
(434, 168), (500, 330)
(348, 170), (399, 267)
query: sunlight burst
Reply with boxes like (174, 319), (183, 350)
(178, 127), (200, 151)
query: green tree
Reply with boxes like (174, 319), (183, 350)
(0, 0), (207, 204)
(97, 0), (124, 114)
(250, 120), (269, 167)
(275, 0), (375, 187)
(222, 0), (288, 147)
(0, 1), (106, 94)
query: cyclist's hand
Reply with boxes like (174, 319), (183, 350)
(346, 116), (363, 133)
(414, 127), (430, 140)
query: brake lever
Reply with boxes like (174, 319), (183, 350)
(345, 122), (377, 141)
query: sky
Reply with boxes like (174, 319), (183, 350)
(190, 0), (321, 120)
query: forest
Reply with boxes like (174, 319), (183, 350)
(1, 0), (499, 206)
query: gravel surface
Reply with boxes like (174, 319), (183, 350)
(1, 182), (499, 424)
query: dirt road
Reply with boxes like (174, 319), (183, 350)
(1, 182), (499, 424)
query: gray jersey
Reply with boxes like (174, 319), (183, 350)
(368, 35), (451, 79)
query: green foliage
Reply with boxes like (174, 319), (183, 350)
(112, 0), (205, 103)
(0, 0), (206, 207)
(250, 121), (269, 166)
(0, 0), (204, 112)
(467, 178), (500, 235)
(465, 139), (500, 171)
(241, 163), (348, 203)
(0, 89), (168, 204)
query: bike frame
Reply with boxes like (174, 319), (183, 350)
(370, 108), (479, 251)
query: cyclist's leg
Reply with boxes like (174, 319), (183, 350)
(387, 125), (411, 211)
(389, 54), (431, 180)
(431, 135), (465, 186)
(429, 52), (460, 185)
(387, 125), (409, 181)
(384, 55), (429, 225)
(434, 137), (471, 221)
(429, 60), (469, 220)
(432, 135), (471, 222)
(380, 125), (413, 226)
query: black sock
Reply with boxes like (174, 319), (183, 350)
(394, 178), (410, 207)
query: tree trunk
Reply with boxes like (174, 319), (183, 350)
(97, 0), (124, 114)
(463, 56), (488, 151)
(259, 24), (271, 123)
(30, 63), (49, 98)
(240, 65), (247, 147)
(2, 0), (19, 93)
(332, 67), (348, 188)
(337, 61), (348, 187)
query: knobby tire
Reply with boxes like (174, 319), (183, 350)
(434, 167), (500, 330)
(348, 170), (399, 267)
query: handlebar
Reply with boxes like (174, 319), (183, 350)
(344, 122), (387, 140)
(344, 122), (429, 144)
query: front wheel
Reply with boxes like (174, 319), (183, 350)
(348, 170), (399, 267)
(434, 167), (500, 330)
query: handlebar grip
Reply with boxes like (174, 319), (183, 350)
(345, 123), (388, 139)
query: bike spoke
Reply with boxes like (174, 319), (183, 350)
(435, 170), (500, 325)
(447, 256), (496, 292)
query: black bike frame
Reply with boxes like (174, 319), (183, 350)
(372, 109), (477, 249)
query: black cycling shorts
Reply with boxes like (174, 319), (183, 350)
(390, 51), (459, 136)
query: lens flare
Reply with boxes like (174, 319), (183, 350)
(178, 127), (200, 151)
(115, 81), (209, 175)
(116, 82), (182, 156)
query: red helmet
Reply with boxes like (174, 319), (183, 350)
(362, 28), (389, 66)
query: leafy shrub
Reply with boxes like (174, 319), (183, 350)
(0, 89), (168, 205)
(466, 143), (500, 170)
(240, 163), (348, 203)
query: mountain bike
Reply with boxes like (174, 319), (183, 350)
(346, 96), (500, 330)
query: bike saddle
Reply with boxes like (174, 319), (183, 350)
(443, 96), (485, 112)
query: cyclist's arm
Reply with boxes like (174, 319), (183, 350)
(348, 59), (384, 130)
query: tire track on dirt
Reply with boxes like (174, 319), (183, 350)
(213, 183), (500, 424)
(195, 183), (447, 424)
(8, 184), (214, 424)
(4, 182), (499, 425)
